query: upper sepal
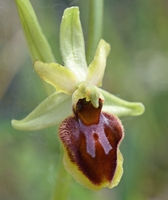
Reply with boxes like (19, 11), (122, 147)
(60, 7), (87, 81)
(11, 92), (72, 131)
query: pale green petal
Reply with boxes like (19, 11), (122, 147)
(99, 89), (145, 117)
(60, 7), (87, 81)
(11, 93), (72, 131)
(15, 0), (55, 62)
(34, 61), (78, 94)
(86, 40), (110, 87)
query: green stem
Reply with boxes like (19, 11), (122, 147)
(51, 144), (71, 200)
(15, 0), (55, 63)
(86, 0), (104, 64)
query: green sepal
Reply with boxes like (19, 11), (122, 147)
(86, 39), (110, 87)
(11, 92), (72, 131)
(34, 61), (78, 94)
(99, 89), (145, 117)
(60, 7), (87, 81)
(15, 0), (55, 62)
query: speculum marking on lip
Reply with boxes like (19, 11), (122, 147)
(79, 115), (113, 158)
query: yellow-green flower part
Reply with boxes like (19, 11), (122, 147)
(12, 4), (145, 191)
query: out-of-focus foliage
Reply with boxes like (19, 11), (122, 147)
(0, 0), (168, 199)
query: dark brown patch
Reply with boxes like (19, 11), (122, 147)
(73, 98), (103, 125)
(93, 133), (99, 141)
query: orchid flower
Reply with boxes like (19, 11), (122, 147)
(12, 1), (144, 191)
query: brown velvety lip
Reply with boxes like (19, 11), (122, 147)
(59, 98), (124, 185)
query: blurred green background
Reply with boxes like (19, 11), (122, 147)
(0, 0), (168, 199)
